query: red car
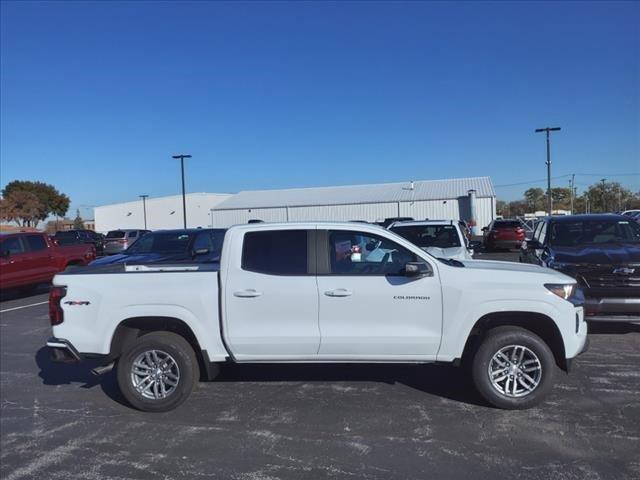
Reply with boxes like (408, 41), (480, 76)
(482, 219), (526, 251)
(0, 231), (96, 291)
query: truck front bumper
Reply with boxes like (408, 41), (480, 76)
(584, 297), (640, 323)
(47, 337), (83, 363)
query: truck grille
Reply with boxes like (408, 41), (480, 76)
(579, 268), (640, 289)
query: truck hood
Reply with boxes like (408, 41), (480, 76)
(551, 243), (640, 265)
(460, 259), (574, 281)
(422, 246), (472, 261)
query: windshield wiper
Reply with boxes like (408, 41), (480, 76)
(437, 258), (465, 267)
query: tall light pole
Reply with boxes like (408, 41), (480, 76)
(172, 154), (192, 228)
(139, 195), (149, 230)
(569, 174), (575, 214)
(600, 178), (607, 213)
(535, 127), (561, 216)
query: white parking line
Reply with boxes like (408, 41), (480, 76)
(0, 301), (48, 313)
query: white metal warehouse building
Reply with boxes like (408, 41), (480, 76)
(94, 177), (496, 234)
(211, 177), (495, 233)
(94, 193), (231, 233)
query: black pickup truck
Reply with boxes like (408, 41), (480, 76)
(520, 214), (640, 323)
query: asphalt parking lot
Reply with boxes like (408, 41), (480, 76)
(1, 251), (639, 480)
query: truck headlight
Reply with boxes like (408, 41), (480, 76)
(544, 283), (576, 300)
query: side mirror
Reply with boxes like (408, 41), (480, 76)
(404, 262), (432, 278)
(468, 240), (482, 250)
(193, 248), (210, 256)
(526, 239), (542, 249)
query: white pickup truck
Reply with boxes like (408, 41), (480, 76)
(47, 222), (588, 412)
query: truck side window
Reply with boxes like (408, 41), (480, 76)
(538, 222), (548, 245)
(25, 235), (47, 252)
(1, 237), (25, 255)
(328, 230), (417, 276)
(242, 230), (309, 275)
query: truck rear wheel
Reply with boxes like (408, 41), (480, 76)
(471, 326), (555, 409)
(116, 331), (199, 412)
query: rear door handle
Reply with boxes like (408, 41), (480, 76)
(233, 289), (263, 298)
(324, 288), (352, 297)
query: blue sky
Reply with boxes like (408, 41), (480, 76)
(1, 1), (638, 218)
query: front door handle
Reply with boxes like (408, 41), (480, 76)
(324, 288), (352, 297)
(233, 289), (263, 298)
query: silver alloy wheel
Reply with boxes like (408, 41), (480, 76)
(488, 345), (542, 398)
(130, 350), (180, 400)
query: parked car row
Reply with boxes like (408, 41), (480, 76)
(0, 231), (96, 290)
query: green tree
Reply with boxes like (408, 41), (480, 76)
(584, 181), (634, 213)
(551, 187), (572, 211)
(2, 180), (70, 226)
(0, 191), (43, 226)
(73, 209), (85, 230)
(496, 200), (509, 217)
(523, 187), (545, 211)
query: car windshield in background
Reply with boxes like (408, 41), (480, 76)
(391, 225), (461, 248)
(550, 220), (640, 246)
(106, 231), (126, 239)
(125, 232), (192, 255)
(54, 232), (78, 245)
(124, 230), (225, 256)
(494, 221), (521, 229)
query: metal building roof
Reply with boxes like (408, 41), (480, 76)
(215, 177), (495, 210)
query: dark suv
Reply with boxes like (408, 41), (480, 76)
(54, 229), (105, 255)
(520, 214), (640, 323)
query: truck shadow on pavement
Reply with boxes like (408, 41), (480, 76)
(35, 347), (127, 405)
(34, 345), (486, 408)
(588, 321), (640, 334)
(216, 363), (488, 407)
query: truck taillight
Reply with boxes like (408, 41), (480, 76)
(49, 286), (67, 326)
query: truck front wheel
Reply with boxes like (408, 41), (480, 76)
(116, 331), (200, 412)
(471, 326), (555, 409)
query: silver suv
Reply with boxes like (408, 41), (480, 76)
(103, 229), (150, 255)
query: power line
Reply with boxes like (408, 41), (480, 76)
(494, 172), (639, 188)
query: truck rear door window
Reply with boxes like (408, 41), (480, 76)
(25, 235), (47, 252)
(1, 237), (25, 255)
(242, 230), (309, 275)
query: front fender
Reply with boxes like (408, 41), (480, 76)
(437, 298), (572, 362)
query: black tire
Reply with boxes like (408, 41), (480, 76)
(116, 331), (200, 412)
(471, 326), (555, 409)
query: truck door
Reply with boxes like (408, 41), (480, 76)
(0, 236), (28, 288)
(316, 229), (442, 358)
(23, 234), (58, 283)
(223, 228), (320, 359)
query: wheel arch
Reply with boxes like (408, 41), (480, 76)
(460, 311), (568, 371)
(109, 316), (219, 381)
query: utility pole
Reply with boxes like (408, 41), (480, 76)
(568, 175), (575, 214)
(139, 195), (149, 230)
(172, 154), (192, 228)
(535, 127), (561, 216)
(600, 178), (607, 213)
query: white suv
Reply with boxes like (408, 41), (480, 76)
(389, 220), (473, 261)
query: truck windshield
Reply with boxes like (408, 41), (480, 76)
(106, 231), (126, 239)
(550, 220), (640, 246)
(390, 225), (461, 248)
